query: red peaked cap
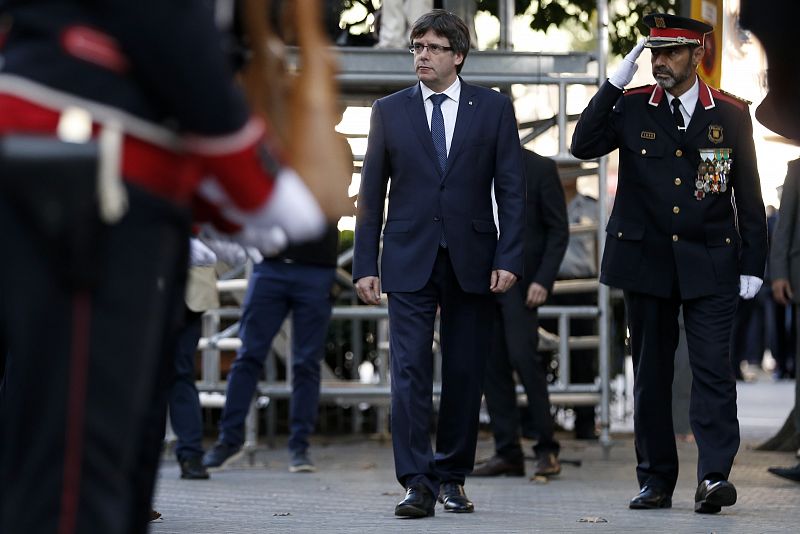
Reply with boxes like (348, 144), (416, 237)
(643, 13), (713, 48)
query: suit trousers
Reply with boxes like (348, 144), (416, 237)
(169, 309), (205, 462)
(219, 259), (335, 453)
(387, 248), (493, 497)
(624, 288), (739, 494)
(484, 288), (559, 461)
(0, 185), (189, 534)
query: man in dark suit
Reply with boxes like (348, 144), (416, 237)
(472, 149), (568, 478)
(353, 10), (524, 518)
(571, 13), (767, 514)
(767, 158), (800, 482)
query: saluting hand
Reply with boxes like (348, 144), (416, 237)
(608, 38), (646, 89)
(355, 276), (382, 305)
(490, 269), (517, 294)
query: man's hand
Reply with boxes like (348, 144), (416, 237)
(526, 282), (548, 308)
(608, 38), (646, 89)
(355, 276), (382, 305)
(739, 275), (763, 300)
(772, 278), (794, 305)
(490, 269), (517, 294)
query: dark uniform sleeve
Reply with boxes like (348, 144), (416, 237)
(101, 0), (250, 135)
(571, 81), (625, 159)
(731, 105), (769, 277)
(532, 158), (568, 291)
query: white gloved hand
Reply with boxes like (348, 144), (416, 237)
(245, 247), (264, 264)
(235, 226), (289, 257)
(203, 238), (248, 267)
(189, 237), (217, 267)
(739, 275), (763, 300)
(608, 39), (647, 89)
(261, 168), (326, 242)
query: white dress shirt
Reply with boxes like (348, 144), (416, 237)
(420, 78), (460, 155)
(665, 76), (699, 129)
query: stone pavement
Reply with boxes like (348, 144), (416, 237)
(152, 377), (800, 533)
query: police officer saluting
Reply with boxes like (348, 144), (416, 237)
(572, 13), (767, 514)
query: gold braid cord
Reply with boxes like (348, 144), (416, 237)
(243, 0), (354, 220)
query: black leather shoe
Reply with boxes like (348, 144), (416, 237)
(394, 484), (435, 518)
(202, 441), (243, 469)
(694, 479), (737, 514)
(438, 482), (474, 513)
(768, 463), (800, 482)
(470, 455), (525, 477)
(179, 455), (210, 480)
(629, 486), (672, 509)
(534, 452), (561, 477)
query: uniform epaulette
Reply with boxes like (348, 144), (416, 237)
(623, 85), (653, 96)
(712, 88), (752, 109)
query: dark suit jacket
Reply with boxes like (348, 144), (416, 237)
(571, 80), (767, 299)
(770, 159), (800, 302)
(520, 149), (568, 293)
(353, 78), (525, 294)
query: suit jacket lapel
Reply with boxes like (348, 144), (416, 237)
(405, 84), (441, 173)
(443, 78), (477, 182)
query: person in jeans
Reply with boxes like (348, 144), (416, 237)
(203, 226), (339, 473)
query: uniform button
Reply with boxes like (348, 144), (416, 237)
(673, 206), (680, 214)
(674, 178), (682, 185)
(672, 234), (679, 242)
(725, 237), (731, 244)
(641, 149), (647, 155)
(617, 232), (623, 238)
(675, 149), (683, 157)
(433, 216), (440, 222)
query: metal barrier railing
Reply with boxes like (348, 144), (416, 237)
(196, 278), (608, 449)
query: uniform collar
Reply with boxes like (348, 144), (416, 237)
(648, 76), (715, 110)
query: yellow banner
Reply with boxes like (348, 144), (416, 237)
(691, 0), (723, 88)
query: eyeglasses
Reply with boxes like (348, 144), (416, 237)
(409, 43), (453, 55)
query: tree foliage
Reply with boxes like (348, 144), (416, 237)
(339, 1), (682, 56)
(478, 1), (682, 56)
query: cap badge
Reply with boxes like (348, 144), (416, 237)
(655, 16), (666, 28)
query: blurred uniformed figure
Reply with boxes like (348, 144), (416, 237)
(571, 13), (767, 514)
(0, 1), (331, 533)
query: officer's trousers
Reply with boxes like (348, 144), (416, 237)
(0, 185), (189, 534)
(624, 288), (740, 494)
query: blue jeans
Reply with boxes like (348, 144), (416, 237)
(219, 259), (335, 453)
(168, 309), (204, 461)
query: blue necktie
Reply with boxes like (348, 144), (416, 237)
(430, 93), (448, 173)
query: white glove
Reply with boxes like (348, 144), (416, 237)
(235, 226), (289, 257)
(203, 238), (248, 267)
(189, 237), (217, 267)
(608, 39), (646, 89)
(739, 275), (763, 300)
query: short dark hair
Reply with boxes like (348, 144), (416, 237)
(409, 9), (470, 73)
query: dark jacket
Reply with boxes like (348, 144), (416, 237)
(520, 149), (568, 293)
(571, 79), (767, 299)
(353, 79), (525, 294)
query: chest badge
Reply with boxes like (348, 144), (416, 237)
(640, 131), (656, 140)
(708, 125), (723, 144)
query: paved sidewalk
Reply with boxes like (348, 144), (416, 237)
(152, 378), (800, 533)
